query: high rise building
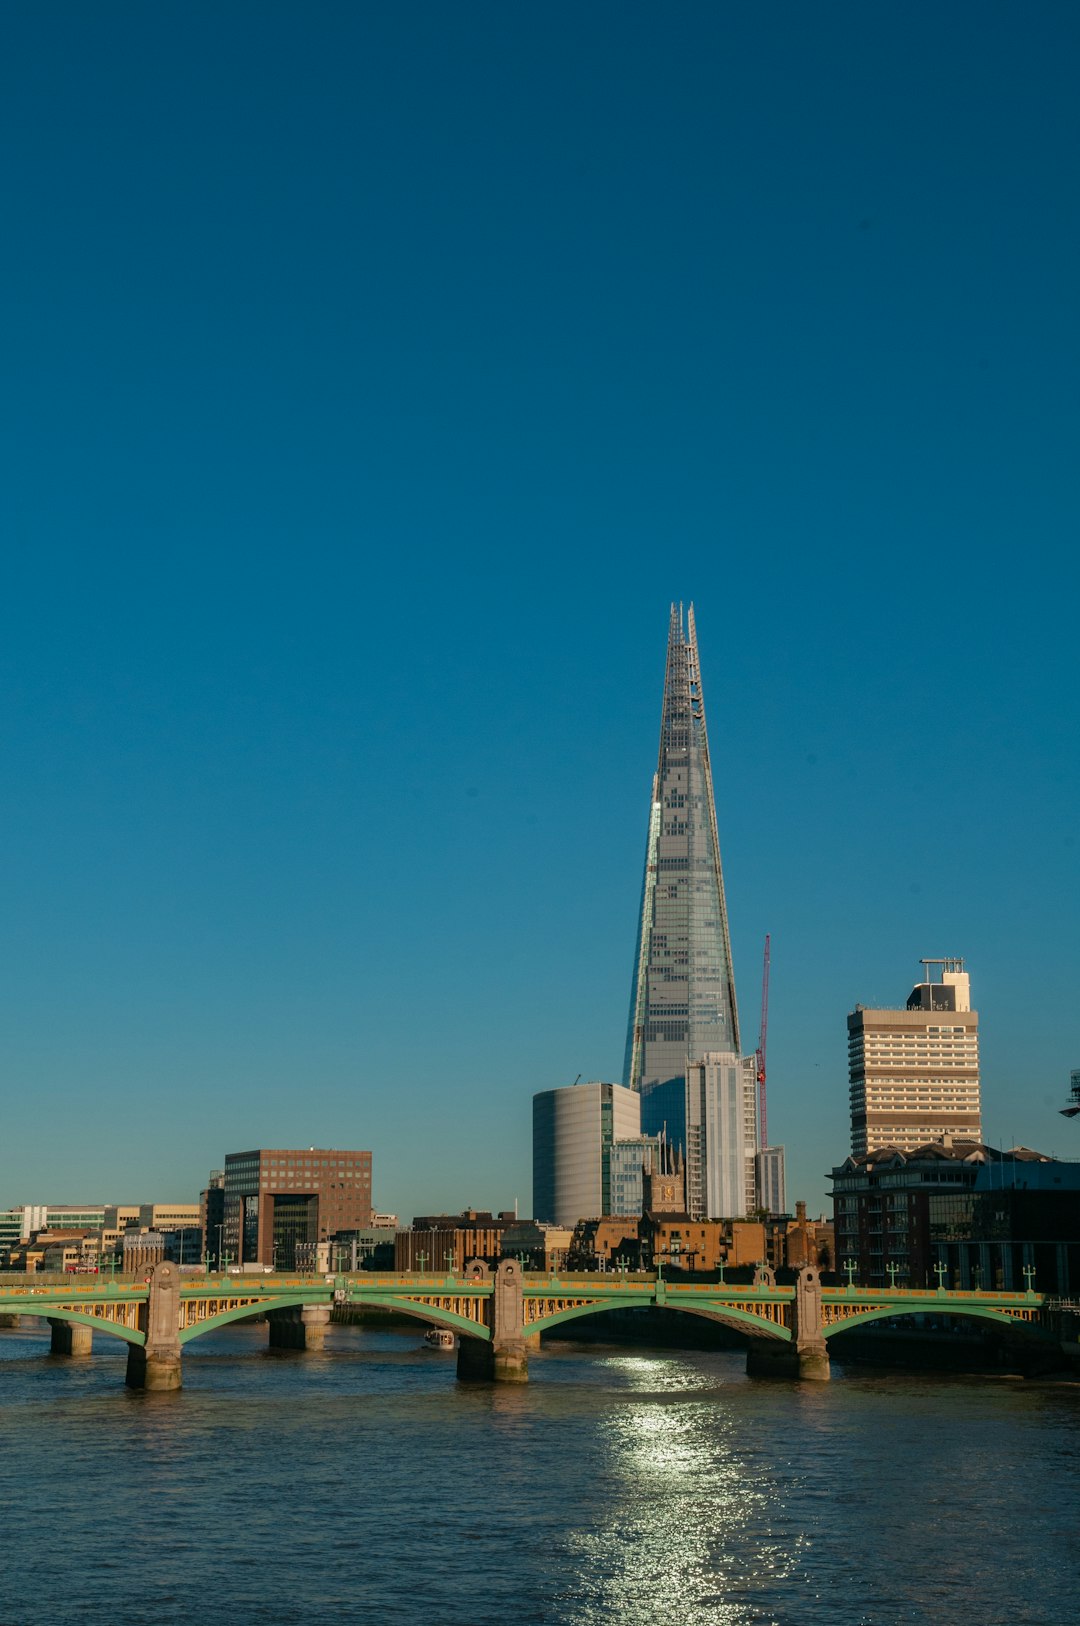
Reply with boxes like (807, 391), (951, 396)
(532, 1082), (640, 1226)
(623, 604), (757, 1217)
(848, 958), (981, 1157)
(608, 1134), (663, 1216)
(683, 1052), (758, 1218)
(625, 603), (740, 1093)
(755, 1146), (787, 1217)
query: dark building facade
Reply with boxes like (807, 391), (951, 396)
(830, 1141), (1080, 1292)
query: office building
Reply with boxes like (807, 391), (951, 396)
(608, 1135), (663, 1216)
(222, 1147), (373, 1269)
(200, 1171), (226, 1267)
(756, 1146), (787, 1217)
(623, 605), (758, 1218)
(848, 958), (981, 1157)
(532, 1082), (640, 1226)
(830, 1140), (1080, 1291)
(625, 603), (740, 1096)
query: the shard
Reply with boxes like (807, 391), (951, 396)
(624, 603), (741, 1128)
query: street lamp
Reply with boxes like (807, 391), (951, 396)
(886, 1262), (901, 1289)
(843, 1258), (858, 1289)
(417, 1251), (428, 1275)
(933, 1261), (948, 1291)
(1023, 1264), (1036, 1294)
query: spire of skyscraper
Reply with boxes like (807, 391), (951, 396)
(624, 603), (740, 1094)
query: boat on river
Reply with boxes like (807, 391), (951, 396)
(423, 1328), (456, 1351)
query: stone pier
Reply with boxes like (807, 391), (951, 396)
(456, 1258), (529, 1383)
(126, 1261), (183, 1391)
(48, 1318), (93, 1357)
(268, 1304), (331, 1352)
(746, 1265), (830, 1382)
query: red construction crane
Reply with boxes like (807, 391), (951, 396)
(755, 934), (771, 1151)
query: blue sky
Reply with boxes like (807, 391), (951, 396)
(2, 3), (1078, 1219)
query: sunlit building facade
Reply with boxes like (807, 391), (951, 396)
(848, 959), (981, 1157)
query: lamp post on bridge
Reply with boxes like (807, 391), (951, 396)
(1023, 1264), (1036, 1295)
(934, 1261), (948, 1292)
(417, 1251), (427, 1276)
(886, 1262), (901, 1289)
(444, 1249), (456, 1282)
(843, 1259), (857, 1290)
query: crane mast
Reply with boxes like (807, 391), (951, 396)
(756, 934), (771, 1151)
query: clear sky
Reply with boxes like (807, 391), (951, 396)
(2, 3), (1078, 1221)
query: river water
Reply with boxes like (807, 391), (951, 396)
(1, 1320), (1077, 1626)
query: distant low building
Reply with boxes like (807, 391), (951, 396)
(121, 1229), (166, 1274)
(499, 1221), (575, 1270)
(329, 1227), (397, 1271)
(396, 1210), (516, 1272)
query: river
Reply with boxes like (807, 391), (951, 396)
(1, 1320), (1076, 1625)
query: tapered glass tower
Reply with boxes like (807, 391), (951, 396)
(624, 604), (740, 1098)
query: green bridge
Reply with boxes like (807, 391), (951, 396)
(0, 1259), (1057, 1389)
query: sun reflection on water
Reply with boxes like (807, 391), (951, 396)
(549, 1360), (801, 1626)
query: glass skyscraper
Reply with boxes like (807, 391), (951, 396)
(624, 603), (740, 1095)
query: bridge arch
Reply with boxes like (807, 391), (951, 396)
(524, 1297), (790, 1342)
(352, 1295), (491, 1342)
(178, 1292), (491, 1345)
(37, 1306), (143, 1347)
(824, 1304), (1043, 1340)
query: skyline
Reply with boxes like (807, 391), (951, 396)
(2, 6), (1078, 1217)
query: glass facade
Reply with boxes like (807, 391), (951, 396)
(273, 1195), (318, 1270)
(625, 604), (739, 1096)
(608, 1136), (662, 1217)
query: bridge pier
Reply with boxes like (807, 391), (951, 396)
(746, 1267), (830, 1382)
(268, 1304), (331, 1352)
(456, 1258), (528, 1383)
(126, 1262), (183, 1391)
(48, 1318), (93, 1357)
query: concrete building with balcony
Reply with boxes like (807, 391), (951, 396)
(848, 958), (981, 1157)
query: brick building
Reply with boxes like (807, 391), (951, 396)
(222, 1147), (373, 1269)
